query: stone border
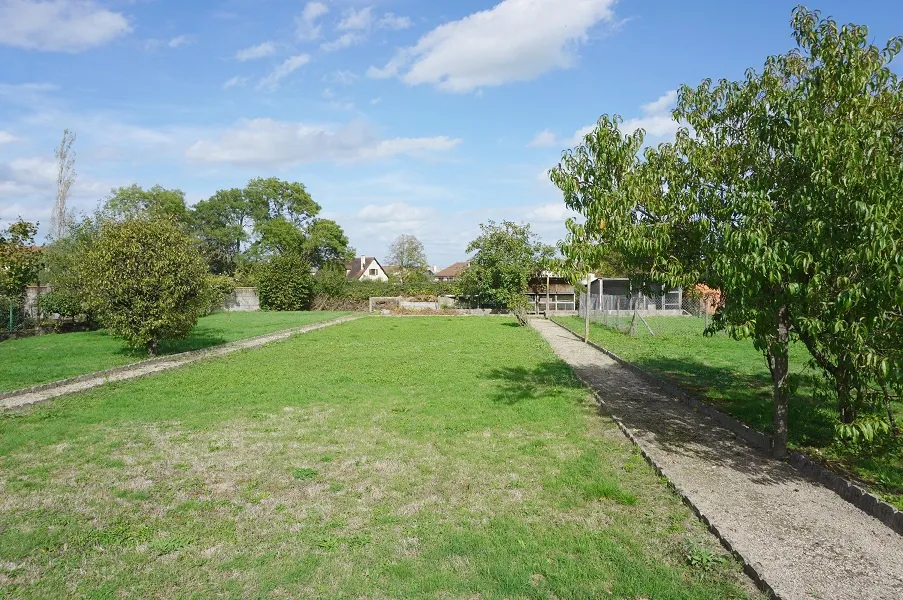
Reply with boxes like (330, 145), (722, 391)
(550, 318), (903, 538)
(0, 315), (361, 409)
(550, 319), (773, 451)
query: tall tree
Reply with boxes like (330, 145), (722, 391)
(386, 234), (428, 283)
(245, 177), (320, 257)
(458, 220), (554, 324)
(102, 184), (188, 223)
(552, 7), (903, 456)
(50, 129), (76, 241)
(190, 188), (253, 275)
(304, 219), (353, 269)
(0, 219), (42, 299)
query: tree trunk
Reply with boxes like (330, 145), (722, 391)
(767, 305), (791, 459)
(147, 338), (159, 356)
(836, 358), (857, 424)
(879, 378), (899, 436)
(584, 272), (590, 343)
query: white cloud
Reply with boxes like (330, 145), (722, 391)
(235, 41), (276, 61)
(527, 129), (557, 148)
(257, 54), (311, 90)
(0, 0), (131, 52)
(367, 0), (616, 92)
(531, 89), (681, 150)
(324, 6), (412, 52)
(0, 131), (18, 145)
(338, 6), (372, 31)
(524, 202), (577, 223)
(326, 70), (358, 86)
(357, 202), (434, 223)
(296, 1), (328, 41)
(167, 35), (192, 49)
(621, 89), (679, 138)
(144, 35), (194, 52)
(321, 32), (362, 52)
(222, 76), (247, 89)
(569, 89), (679, 146)
(377, 13), (412, 31)
(0, 155), (113, 230)
(184, 118), (461, 168)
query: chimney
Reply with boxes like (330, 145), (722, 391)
(360, 256), (366, 269)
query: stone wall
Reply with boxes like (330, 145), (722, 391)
(222, 287), (260, 312)
(24, 285), (52, 318)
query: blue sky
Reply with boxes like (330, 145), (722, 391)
(1, 0), (901, 268)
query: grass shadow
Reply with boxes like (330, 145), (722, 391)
(482, 361), (586, 406)
(112, 332), (230, 359)
(636, 356), (836, 449)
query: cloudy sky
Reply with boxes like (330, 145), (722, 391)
(1, 0), (901, 267)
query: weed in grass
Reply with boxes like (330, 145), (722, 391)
(682, 538), (729, 571)
(293, 467), (318, 480)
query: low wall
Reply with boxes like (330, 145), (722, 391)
(222, 287), (259, 312)
(399, 301), (440, 311)
(24, 284), (52, 318)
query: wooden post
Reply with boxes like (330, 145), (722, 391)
(584, 270), (590, 343)
(545, 272), (550, 319)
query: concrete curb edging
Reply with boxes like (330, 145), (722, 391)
(550, 319), (773, 451)
(789, 452), (903, 535)
(550, 318), (903, 539)
(0, 315), (361, 411)
(563, 367), (779, 599)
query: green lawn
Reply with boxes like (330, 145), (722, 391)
(0, 311), (350, 393)
(0, 317), (761, 599)
(555, 316), (903, 510)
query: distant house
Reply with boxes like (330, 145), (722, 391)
(345, 256), (389, 282)
(584, 277), (684, 314)
(527, 272), (577, 314)
(434, 261), (470, 282)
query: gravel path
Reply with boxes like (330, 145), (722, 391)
(531, 319), (903, 600)
(1, 315), (361, 412)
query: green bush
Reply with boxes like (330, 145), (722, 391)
(203, 274), (236, 314)
(79, 218), (210, 354)
(38, 290), (86, 321)
(258, 254), (315, 311)
(313, 279), (457, 302)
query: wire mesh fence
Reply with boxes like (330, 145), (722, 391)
(579, 285), (721, 338)
(1, 295), (31, 335)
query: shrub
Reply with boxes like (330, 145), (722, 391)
(79, 218), (210, 354)
(257, 254), (315, 311)
(203, 274), (236, 314)
(38, 290), (85, 321)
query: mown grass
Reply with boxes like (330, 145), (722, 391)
(555, 316), (903, 510)
(0, 311), (349, 393)
(0, 317), (762, 599)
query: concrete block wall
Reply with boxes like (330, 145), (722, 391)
(223, 287), (260, 312)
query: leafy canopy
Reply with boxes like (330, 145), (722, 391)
(78, 218), (210, 354)
(0, 219), (41, 299)
(189, 178), (353, 274)
(257, 253), (315, 311)
(386, 234), (429, 283)
(458, 220), (554, 312)
(551, 6), (903, 453)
